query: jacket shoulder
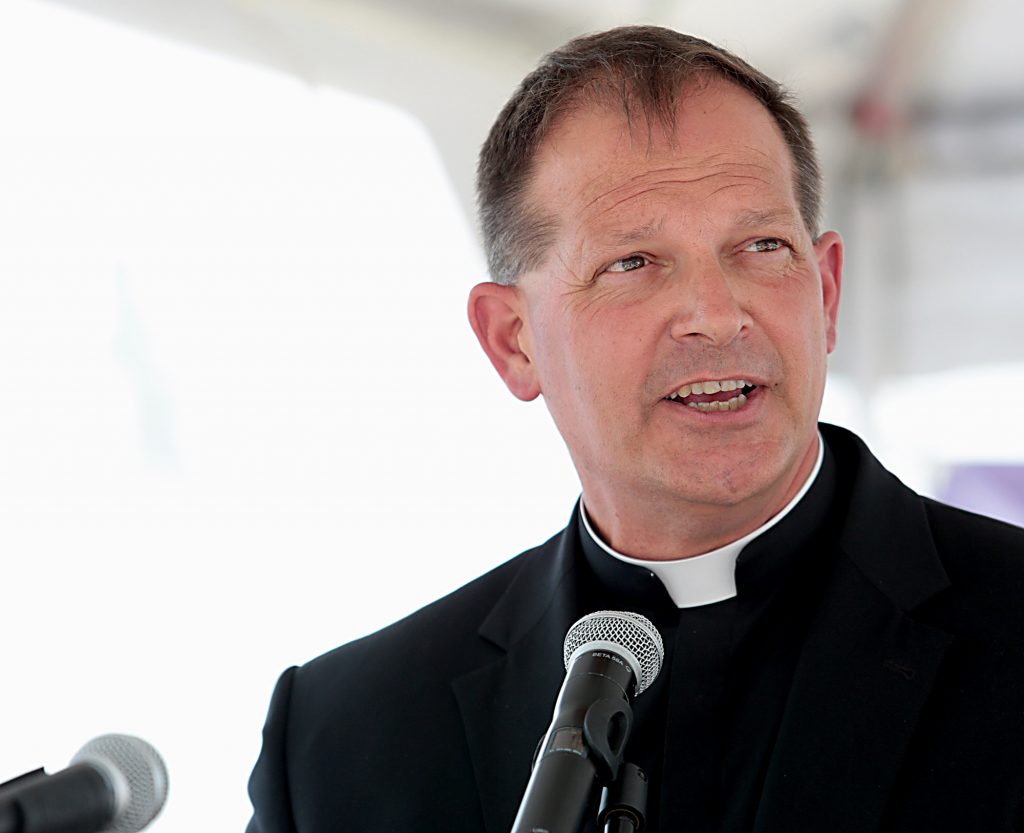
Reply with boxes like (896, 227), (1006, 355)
(256, 529), (567, 832)
(921, 498), (1024, 639)
(294, 526), (565, 700)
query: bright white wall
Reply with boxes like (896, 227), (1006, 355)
(0, 3), (580, 830)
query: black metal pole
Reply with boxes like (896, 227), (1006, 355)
(598, 762), (649, 833)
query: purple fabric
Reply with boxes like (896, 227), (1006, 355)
(939, 464), (1024, 528)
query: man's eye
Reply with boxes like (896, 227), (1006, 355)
(745, 238), (786, 253)
(606, 255), (649, 273)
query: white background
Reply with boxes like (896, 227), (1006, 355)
(0, 4), (580, 830)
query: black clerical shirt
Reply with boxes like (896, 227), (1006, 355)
(577, 444), (841, 833)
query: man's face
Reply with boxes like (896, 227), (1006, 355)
(472, 78), (842, 543)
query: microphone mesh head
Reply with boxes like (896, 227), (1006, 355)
(71, 734), (168, 833)
(563, 610), (664, 695)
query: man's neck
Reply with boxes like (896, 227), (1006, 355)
(582, 435), (823, 561)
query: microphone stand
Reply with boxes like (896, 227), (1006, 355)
(598, 762), (649, 833)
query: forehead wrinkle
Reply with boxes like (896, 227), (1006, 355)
(702, 176), (778, 202)
(582, 156), (780, 219)
(581, 160), (731, 210)
(591, 173), (728, 218)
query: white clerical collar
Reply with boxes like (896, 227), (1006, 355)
(580, 433), (825, 608)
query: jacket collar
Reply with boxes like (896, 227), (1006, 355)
(476, 514), (583, 653)
(826, 423), (950, 611)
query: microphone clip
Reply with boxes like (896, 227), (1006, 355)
(581, 697), (633, 784)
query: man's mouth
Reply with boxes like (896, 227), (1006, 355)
(664, 378), (759, 413)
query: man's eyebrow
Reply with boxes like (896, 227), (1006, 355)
(733, 208), (800, 228)
(607, 220), (665, 246)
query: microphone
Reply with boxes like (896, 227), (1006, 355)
(0, 734), (168, 833)
(511, 610), (664, 833)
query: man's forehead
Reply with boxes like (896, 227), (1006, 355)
(525, 79), (800, 239)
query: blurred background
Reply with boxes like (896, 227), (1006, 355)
(1, 0), (1022, 829)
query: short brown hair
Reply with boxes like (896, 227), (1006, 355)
(477, 25), (822, 285)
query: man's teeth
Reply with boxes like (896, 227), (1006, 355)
(686, 394), (748, 412)
(665, 378), (753, 412)
(670, 379), (750, 398)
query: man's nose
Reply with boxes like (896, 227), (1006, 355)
(667, 259), (751, 347)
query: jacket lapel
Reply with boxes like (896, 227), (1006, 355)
(755, 427), (954, 833)
(452, 513), (586, 833)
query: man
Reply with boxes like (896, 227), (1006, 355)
(247, 26), (1024, 833)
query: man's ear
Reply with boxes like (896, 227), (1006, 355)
(467, 282), (541, 401)
(813, 230), (844, 354)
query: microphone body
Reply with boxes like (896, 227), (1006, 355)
(0, 765), (115, 833)
(0, 735), (167, 833)
(511, 650), (635, 833)
(510, 611), (663, 833)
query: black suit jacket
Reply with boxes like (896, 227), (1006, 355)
(246, 425), (1024, 832)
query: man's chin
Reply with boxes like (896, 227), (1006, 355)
(642, 444), (809, 512)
